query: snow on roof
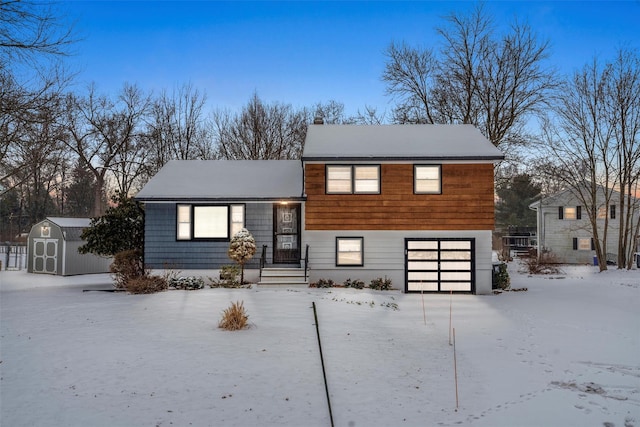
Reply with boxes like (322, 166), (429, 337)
(135, 160), (304, 201)
(302, 124), (504, 161)
(46, 217), (92, 228)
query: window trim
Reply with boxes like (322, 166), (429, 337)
(335, 236), (364, 267)
(414, 164), (442, 194)
(325, 165), (381, 195)
(176, 203), (245, 242)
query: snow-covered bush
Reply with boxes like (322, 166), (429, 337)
(311, 278), (335, 288)
(228, 228), (256, 285)
(209, 265), (243, 288)
(369, 277), (393, 290)
(344, 278), (365, 289)
(169, 276), (205, 290)
(493, 262), (511, 290)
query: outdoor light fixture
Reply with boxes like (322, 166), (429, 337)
(41, 222), (50, 237)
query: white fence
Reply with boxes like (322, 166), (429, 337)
(1, 244), (27, 270)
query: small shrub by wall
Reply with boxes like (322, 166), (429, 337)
(343, 278), (365, 289)
(126, 275), (168, 294)
(169, 276), (205, 290)
(369, 277), (393, 290)
(110, 249), (144, 290)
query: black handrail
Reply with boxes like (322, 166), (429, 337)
(304, 244), (309, 281)
(259, 245), (267, 281)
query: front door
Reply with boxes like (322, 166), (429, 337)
(273, 204), (301, 264)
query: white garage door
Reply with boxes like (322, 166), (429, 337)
(405, 238), (475, 293)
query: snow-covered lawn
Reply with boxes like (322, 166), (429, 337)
(1, 264), (638, 427)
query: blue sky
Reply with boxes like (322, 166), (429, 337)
(63, 1), (639, 117)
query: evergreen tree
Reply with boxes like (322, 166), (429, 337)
(78, 192), (144, 257)
(495, 174), (541, 230)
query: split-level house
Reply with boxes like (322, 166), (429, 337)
(529, 186), (640, 265)
(135, 124), (504, 294)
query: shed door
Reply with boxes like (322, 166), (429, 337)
(405, 238), (474, 293)
(33, 238), (57, 274)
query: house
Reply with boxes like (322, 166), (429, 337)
(528, 186), (640, 265)
(26, 217), (112, 275)
(135, 124), (504, 294)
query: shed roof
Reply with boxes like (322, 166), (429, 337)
(135, 160), (304, 201)
(46, 217), (92, 228)
(302, 124), (504, 161)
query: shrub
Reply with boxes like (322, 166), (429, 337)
(344, 278), (365, 289)
(126, 275), (168, 294)
(311, 278), (335, 288)
(227, 228), (256, 285)
(369, 277), (393, 290)
(169, 276), (205, 290)
(110, 249), (144, 290)
(493, 262), (511, 290)
(524, 250), (563, 274)
(219, 301), (249, 331)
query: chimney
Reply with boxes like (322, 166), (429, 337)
(313, 116), (324, 125)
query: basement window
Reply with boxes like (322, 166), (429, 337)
(336, 237), (364, 266)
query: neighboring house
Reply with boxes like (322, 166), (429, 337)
(529, 187), (640, 265)
(135, 124), (504, 294)
(27, 217), (112, 275)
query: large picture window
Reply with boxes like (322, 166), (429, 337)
(336, 237), (364, 266)
(414, 165), (441, 194)
(177, 204), (244, 241)
(326, 165), (380, 194)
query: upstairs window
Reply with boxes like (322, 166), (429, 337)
(414, 165), (442, 194)
(598, 205), (616, 219)
(559, 206), (581, 220)
(326, 165), (380, 194)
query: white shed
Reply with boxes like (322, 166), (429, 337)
(27, 217), (112, 276)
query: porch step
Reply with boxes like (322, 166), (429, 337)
(258, 267), (308, 286)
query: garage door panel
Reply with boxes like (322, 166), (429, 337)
(407, 241), (438, 250)
(408, 271), (439, 281)
(441, 271), (471, 281)
(408, 282), (439, 291)
(441, 251), (471, 260)
(408, 251), (438, 260)
(440, 241), (471, 250)
(440, 261), (471, 270)
(407, 261), (438, 270)
(441, 282), (472, 291)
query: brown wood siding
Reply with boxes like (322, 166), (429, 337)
(304, 163), (495, 230)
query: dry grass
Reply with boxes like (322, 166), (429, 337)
(125, 275), (168, 294)
(218, 301), (249, 331)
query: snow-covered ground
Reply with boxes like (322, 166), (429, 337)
(1, 263), (638, 427)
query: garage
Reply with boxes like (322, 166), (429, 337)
(405, 238), (475, 293)
(27, 217), (112, 276)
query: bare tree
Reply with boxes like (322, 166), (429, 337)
(536, 51), (640, 270)
(60, 83), (150, 215)
(142, 83), (212, 180)
(0, 0), (75, 64)
(606, 48), (640, 268)
(382, 4), (556, 155)
(212, 92), (307, 160)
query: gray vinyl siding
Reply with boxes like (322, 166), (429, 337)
(144, 202), (273, 269)
(303, 230), (493, 294)
(537, 203), (623, 264)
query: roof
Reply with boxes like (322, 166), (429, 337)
(46, 217), (92, 228)
(302, 124), (504, 161)
(135, 160), (304, 201)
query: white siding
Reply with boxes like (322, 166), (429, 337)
(302, 230), (493, 294)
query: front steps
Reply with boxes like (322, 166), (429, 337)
(258, 267), (308, 286)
